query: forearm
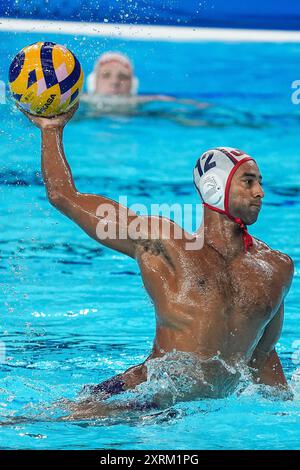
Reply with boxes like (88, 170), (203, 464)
(250, 348), (294, 401)
(252, 349), (287, 387)
(41, 127), (76, 201)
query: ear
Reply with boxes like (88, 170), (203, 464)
(131, 77), (139, 95)
(86, 72), (96, 94)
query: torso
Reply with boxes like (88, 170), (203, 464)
(129, 231), (292, 398)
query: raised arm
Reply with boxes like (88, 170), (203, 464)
(21, 105), (149, 258)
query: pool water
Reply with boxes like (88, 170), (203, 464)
(0, 31), (300, 450)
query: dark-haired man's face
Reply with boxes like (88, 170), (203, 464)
(229, 160), (264, 225)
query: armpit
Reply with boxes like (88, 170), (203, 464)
(134, 238), (175, 271)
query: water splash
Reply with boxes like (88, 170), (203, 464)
(110, 352), (249, 409)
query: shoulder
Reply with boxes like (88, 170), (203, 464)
(272, 250), (294, 296)
(270, 247), (294, 275)
(254, 238), (293, 266)
(254, 237), (294, 280)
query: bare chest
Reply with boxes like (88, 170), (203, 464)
(181, 252), (284, 318)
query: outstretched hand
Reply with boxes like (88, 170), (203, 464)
(18, 101), (79, 130)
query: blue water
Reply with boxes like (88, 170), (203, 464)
(0, 31), (300, 450)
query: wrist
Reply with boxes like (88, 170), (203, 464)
(41, 126), (64, 135)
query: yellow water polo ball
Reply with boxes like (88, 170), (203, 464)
(9, 41), (84, 117)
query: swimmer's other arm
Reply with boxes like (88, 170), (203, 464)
(249, 303), (292, 399)
(135, 95), (211, 109)
(22, 104), (174, 258)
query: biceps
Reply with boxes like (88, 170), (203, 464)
(53, 191), (138, 257)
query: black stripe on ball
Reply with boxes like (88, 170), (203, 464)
(9, 51), (25, 83)
(58, 53), (81, 95)
(12, 92), (23, 101)
(40, 42), (58, 89)
(70, 88), (79, 103)
(27, 69), (37, 88)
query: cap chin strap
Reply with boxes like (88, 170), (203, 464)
(224, 211), (253, 252)
(222, 155), (254, 252)
(203, 203), (253, 252)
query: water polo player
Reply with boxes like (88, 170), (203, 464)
(81, 51), (210, 116)
(21, 106), (294, 419)
(86, 52), (138, 97)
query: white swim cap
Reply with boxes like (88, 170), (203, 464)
(193, 147), (256, 251)
(86, 52), (139, 95)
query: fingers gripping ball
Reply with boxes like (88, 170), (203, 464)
(9, 41), (84, 117)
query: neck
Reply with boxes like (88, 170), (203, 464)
(200, 206), (245, 260)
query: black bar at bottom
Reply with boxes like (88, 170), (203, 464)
(0, 450), (299, 464)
